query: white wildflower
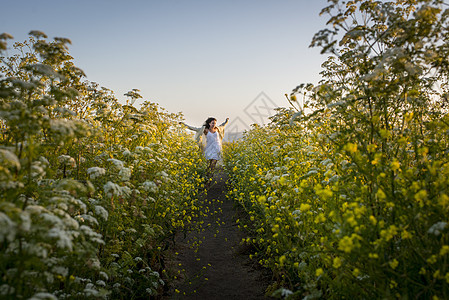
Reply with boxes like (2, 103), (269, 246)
(58, 155), (76, 167)
(47, 227), (73, 250)
(120, 186), (132, 197)
(123, 149), (131, 156)
(87, 167), (106, 179)
(62, 216), (79, 230)
(0, 149), (20, 170)
(80, 225), (104, 245)
(99, 271), (109, 280)
(103, 181), (121, 198)
(142, 181), (158, 193)
(107, 158), (124, 169)
(135, 146), (144, 153)
(25, 205), (47, 214)
(428, 222), (447, 236)
(96, 280), (106, 287)
(0, 284), (14, 296)
(146, 288), (156, 296)
(52, 266), (68, 277)
(30, 161), (46, 179)
(83, 283), (99, 297)
(51, 120), (76, 138)
(0, 212), (16, 242)
(19, 212), (31, 232)
(118, 167), (131, 181)
(28, 292), (58, 300)
(76, 214), (99, 226)
(95, 205), (108, 221)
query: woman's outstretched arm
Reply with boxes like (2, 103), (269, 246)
(219, 118), (229, 128)
(179, 122), (201, 132)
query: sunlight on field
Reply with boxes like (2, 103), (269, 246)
(1, 0), (449, 298)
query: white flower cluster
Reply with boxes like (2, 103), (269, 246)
(142, 181), (158, 193)
(58, 155), (76, 167)
(87, 167), (106, 179)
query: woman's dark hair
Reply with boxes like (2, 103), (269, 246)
(204, 117), (217, 129)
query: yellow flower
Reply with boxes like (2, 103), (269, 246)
(389, 280), (398, 289)
(346, 215), (357, 227)
(415, 190), (428, 207)
(389, 259), (399, 269)
(434, 270), (441, 279)
(439, 194), (449, 207)
(441, 245), (449, 256)
(369, 215), (377, 225)
(379, 129), (391, 139)
(300, 203), (311, 212)
(316, 268), (324, 277)
(390, 160), (400, 171)
(352, 268), (360, 277)
(279, 255), (287, 266)
(315, 213), (326, 224)
(371, 153), (382, 165)
(333, 257), (342, 269)
(367, 144), (377, 153)
(427, 255), (437, 264)
(338, 236), (354, 253)
(401, 229), (411, 239)
(376, 189), (386, 200)
(345, 143), (358, 154)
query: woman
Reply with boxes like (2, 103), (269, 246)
(180, 117), (229, 174)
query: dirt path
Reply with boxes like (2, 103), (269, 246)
(166, 169), (272, 299)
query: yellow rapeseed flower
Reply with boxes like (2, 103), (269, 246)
(367, 144), (377, 153)
(300, 203), (311, 212)
(376, 189), (386, 200)
(345, 143), (358, 154)
(440, 245), (449, 256)
(333, 257), (342, 269)
(316, 268), (324, 277)
(427, 255), (437, 264)
(315, 213), (326, 224)
(415, 190), (428, 207)
(401, 229), (411, 239)
(338, 236), (354, 253)
(279, 255), (287, 266)
(439, 194), (449, 207)
(389, 259), (399, 269)
(390, 160), (400, 171)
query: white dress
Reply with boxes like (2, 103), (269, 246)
(204, 130), (221, 160)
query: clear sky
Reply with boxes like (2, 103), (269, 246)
(1, 0), (329, 129)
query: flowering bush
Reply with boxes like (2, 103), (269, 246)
(225, 0), (449, 298)
(0, 32), (205, 298)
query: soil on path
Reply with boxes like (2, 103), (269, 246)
(166, 169), (272, 300)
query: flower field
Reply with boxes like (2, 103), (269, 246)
(224, 0), (449, 298)
(0, 32), (207, 299)
(2, 0), (449, 299)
